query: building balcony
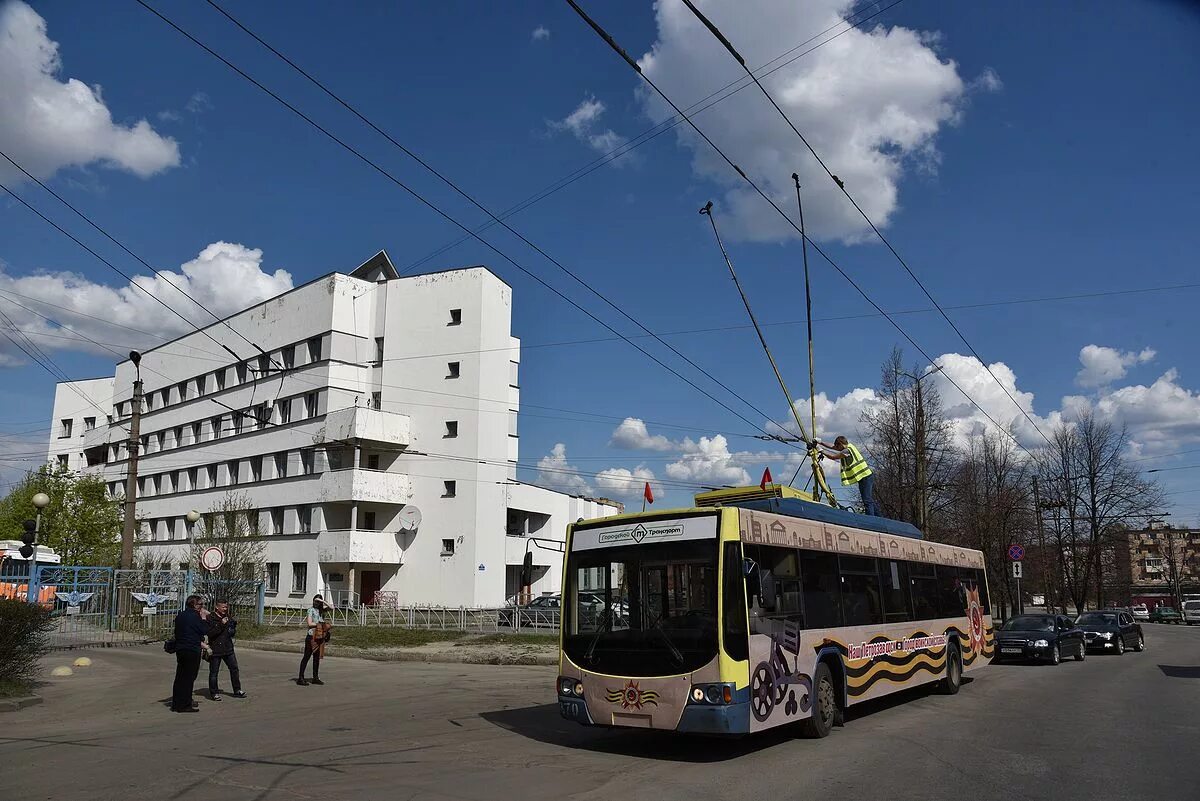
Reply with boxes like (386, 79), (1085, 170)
(322, 405), (409, 446)
(317, 529), (404, 564)
(82, 421), (114, 451)
(319, 468), (411, 504)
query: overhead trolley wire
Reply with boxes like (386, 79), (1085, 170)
(677, 0), (1054, 448)
(134, 0), (803, 450)
(564, 0), (1041, 461)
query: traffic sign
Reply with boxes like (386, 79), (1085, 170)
(200, 545), (225, 572)
(1008, 543), (1025, 561)
(1012, 561), (1023, 579)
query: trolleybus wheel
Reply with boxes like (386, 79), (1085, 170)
(939, 642), (962, 694)
(750, 662), (776, 722)
(798, 662), (836, 738)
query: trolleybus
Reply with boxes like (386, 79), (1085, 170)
(557, 486), (993, 737)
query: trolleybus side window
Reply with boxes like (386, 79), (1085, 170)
(936, 566), (968, 617)
(839, 555), (883, 626)
(879, 559), (913, 623)
(721, 542), (748, 661)
(799, 550), (842, 628)
(909, 561), (940, 619)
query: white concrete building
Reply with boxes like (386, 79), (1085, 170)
(46, 253), (620, 607)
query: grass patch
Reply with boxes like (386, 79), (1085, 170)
(328, 627), (467, 649)
(233, 622), (274, 641)
(0, 679), (33, 698)
(470, 633), (558, 647)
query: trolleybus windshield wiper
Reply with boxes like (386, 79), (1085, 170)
(649, 613), (686, 667)
(583, 608), (612, 664)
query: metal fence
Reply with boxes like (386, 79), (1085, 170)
(261, 603), (561, 633)
(4, 565), (263, 649)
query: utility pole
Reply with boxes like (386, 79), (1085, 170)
(1032, 476), (1050, 611)
(120, 351), (143, 570)
(899, 365), (942, 532)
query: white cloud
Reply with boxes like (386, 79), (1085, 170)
(638, 0), (976, 243)
(0, 242), (293, 365)
(1075, 344), (1155, 388)
(609, 417), (676, 451)
(0, 1), (180, 183)
(549, 96), (632, 162)
(185, 91), (213, 114)
(969, 67), (1003, 93)
(536, 443), (592, 495)
(531, 25), (550, 42)
(1090, 369), (1200, 455)
(665, 434), (752, 486)
(595, 465), (660, 500)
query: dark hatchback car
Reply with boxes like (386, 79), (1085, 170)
(995, 614), (1085, 665)
(1076, 610), (1144, 654)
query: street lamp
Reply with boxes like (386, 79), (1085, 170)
(21, 492), (51, 602)
(185, 509), (201, 547)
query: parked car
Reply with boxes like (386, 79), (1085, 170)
(1076, 610), (1144, 654)
(995, 614), (1085, 664)
(1183, 600), (1200, 625)
(1149, 606), (1183, 624)
(1131, 604), (1150, 622)
(498, 594), (560, 628)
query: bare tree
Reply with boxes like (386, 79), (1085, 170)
(189, 492), (266, 616)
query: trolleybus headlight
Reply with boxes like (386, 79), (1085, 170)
(691, 687), (706, 703)
(705, 685), (722, 704)
(559, 677), (574, 696)
(574, 682), (584, 697)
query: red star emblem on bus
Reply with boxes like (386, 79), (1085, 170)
(605, 680), (660, 709)
(966, 587), (984, 654)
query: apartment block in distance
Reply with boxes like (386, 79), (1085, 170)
(47, 252), (620, 607)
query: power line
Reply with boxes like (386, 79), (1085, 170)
(564, 0), (1042, 462)
(1148, 464), (1200, 474)
(133, 0), (800, 451)
(391, 0), (909, 275)
(196, 0), (802, 454)
(677, 0), (1054, 449)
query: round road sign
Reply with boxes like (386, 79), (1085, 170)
(200, 545), (225, 572)
(1008, 544), (1025, 561)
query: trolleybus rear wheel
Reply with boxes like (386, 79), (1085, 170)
(798, 662), (836, 738)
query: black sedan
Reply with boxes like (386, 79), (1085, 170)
(1076, 610), (1145, 654)
(994, 614), (1085, 665)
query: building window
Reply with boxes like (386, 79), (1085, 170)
(371, 391), (381, 409)
(305, 392), (318, 418)
(448, 308), (462, 326)
(444, 420), (458, 438)
(300, 448), (315, 475)
(206, 464), (217, 488)
(83, 417), (96, 432)
(144, 394), (153, 411)
(274, 451), (288, 478)
(160, 388), (170, 408)
(373, 337), (384, 366)
(363, 511), (376, 531)
(298, 505), (312, 533)
(228, 460), (240, 485)
(266, 563), (279, 593)
(196, 376), (206, 396)
(509, 360), (519, 387)
(233, 411), (246, 436)
(211, 416), (223, 440)
(187, 467), (198, 492)
(214, 370), (225, 391)
(59, 419), (73, 438)
(177, 381), (188, 402)
(291, 563), (308, 594)
(441, 539), (455, 556)
(367, 454), (380, 470)
(173, 426), (183, 448)
(508, 410), (518, 437)
(250, 456), (263, 483)
(270, 508), (284, 535)
(282, 345), (295, 370)
(307, 336), (322, 363)
(277, 398), (291, 424)
(56, 454), (69, 469)
(156, 432), (166, 452)
(443, 480), (457, 498)
(191, 422), (202, 445)
(446, 361), (460, 379)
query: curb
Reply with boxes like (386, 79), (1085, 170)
(0, 695), (44, 713)
(237, 639), (557, 666)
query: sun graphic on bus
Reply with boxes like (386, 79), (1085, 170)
(605, 680), (660, 710)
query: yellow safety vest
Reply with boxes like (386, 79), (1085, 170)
(840, 443), (873, 486)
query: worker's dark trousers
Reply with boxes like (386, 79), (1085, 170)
(859, 474), (878, 516)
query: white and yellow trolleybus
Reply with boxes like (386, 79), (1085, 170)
(557, 486), (994, 737)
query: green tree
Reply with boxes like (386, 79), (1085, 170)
(0, 465), (121, 566)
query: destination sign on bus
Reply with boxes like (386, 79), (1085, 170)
(571, 515), (717, 551)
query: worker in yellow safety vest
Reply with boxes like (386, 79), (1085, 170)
(815, 436), (878, 517)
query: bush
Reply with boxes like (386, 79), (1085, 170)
(0, 599), (56, 689)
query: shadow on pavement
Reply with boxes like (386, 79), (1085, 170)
(1157, 665), (1200, 678)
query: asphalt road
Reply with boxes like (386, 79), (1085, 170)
(3, 624), (1198, 801)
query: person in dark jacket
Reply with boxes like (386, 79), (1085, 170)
(206, 599), (247, 701)
(171, 595), (209, 713)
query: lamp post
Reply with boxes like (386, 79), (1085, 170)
(23, 492), (51, 604)
(185, 509), (201, 550)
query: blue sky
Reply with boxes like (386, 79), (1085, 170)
(1, 0), (1199, 520)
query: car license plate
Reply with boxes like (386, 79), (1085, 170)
(1001, 646), (1022, 654)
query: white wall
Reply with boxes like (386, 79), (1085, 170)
(47, 377), (115, 472)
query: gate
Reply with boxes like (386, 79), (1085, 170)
(113, 569), (190, 642)
(34, 566), (115, 648)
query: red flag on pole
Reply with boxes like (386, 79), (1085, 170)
(760, 467), (773, 491)
(643, 482), (655, 505)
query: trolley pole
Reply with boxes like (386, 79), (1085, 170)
(120, 351), (143, 570)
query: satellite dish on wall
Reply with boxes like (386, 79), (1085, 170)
(398, 506), (422, 531)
